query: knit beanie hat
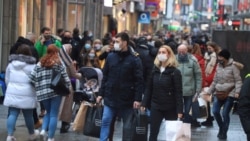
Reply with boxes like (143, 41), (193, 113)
(218, 49), (231, 60)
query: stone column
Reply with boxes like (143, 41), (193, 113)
(56, 0), (64, 29)
(40, 0), (47, 29)
(1, 0), (18, 70)
(33, 0), (41, 35)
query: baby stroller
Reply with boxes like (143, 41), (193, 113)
(72, 67), (103, 120)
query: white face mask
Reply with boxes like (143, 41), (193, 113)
(95, 44), (101, 50)
(157, 54), (168, 62)
(114, 43), (121, 51)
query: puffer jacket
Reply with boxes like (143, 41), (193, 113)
(177, 54), (202, 96)
(4, 54), (37, 109)
(208, 58), (242, 97)
(98, 46), (144, 108)
(142, 66), (183, 113)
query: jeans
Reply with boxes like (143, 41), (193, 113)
(41, 96), (62, 138)
(7, 107), (34, 136)
(212, 96), (234, 132)
(100, 105), (135, 141)
(183, 95), (193, 123)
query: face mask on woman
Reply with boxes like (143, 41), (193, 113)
(88, 53), (95, 60)
(157, 54), (168, 62)
(85, 44), (91, 50)
(95, 44), (102, 50)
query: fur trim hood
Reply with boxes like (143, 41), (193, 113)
(9, 54), (36, 64)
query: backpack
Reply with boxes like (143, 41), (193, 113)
(0, 72), (6, 96)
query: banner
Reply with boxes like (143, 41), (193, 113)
(212, 30), (250, 79)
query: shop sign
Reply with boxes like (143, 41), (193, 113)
(138, 12), (151, 24)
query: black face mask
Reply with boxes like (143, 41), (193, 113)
(218, 60), (224, 65)
(178, 53), (188, 63)
(44, 35), (51, 40)
(62, 37), (72, 44)
(207, 51), (212, 55)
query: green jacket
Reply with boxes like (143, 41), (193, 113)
(177, 54), (202, 96)
(35, 39), (62, 58)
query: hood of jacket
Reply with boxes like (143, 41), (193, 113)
(9, 54), (36, 69)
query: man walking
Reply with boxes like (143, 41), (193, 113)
(96, 32), (144, 141)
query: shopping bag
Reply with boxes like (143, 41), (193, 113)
(83, 104), (103, 138)
(133, 110), (148, 141)
(72, 101), (89, 132)
(165, 120), (191, 141)
(192, 98), (207, 119)
(157, 120), (167, 141)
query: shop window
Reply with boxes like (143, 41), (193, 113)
(67, 3), (85, 33)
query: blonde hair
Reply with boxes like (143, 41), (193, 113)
(154, 45), (179, 68)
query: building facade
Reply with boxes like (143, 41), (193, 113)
(0, 0), (104, 71)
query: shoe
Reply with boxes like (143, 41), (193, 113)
(191, 120), (201, 128)
(201, 117), (214, 127)
(34, 119), (43, 129)
(60, 122), (70, 134)
(217, 128), (223, 138)
(29, 129), (40, 141)
(6, 136), (16, 141)
(48, 138), (55, 141)
(39, 110), (46, 118)
(40, 130), (48, 141)
(218, 132), (227, 139)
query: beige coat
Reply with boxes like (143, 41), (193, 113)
(59, 44), (82, 122)
(208, 58), (242, 97)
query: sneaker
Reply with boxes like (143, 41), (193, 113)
(34, 119), (43, 129)
(29, 129), (40, 141)
(48, 138), (55, 141)
(40, 130), (48, 141)
(6, 136), (16, 141)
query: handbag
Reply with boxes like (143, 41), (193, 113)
(133, 110), (148, 141)
(51, 68), (70, 96)
(83, 104), (103, 138)
(215, 86), (235, 100)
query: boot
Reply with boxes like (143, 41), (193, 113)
(60, 121), (70, 133)
(201, 116), (214, 126)
(191, 119), (201, 128)
(218, 130), (227, 139)
(217, 128), (223, 138)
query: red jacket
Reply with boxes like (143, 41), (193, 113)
(193, 54), (206, 87)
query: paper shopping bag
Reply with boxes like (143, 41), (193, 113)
(165, 120), (191, 141)
(72, 101), (88, 132)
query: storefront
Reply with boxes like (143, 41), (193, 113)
(67, 0), (85, 33)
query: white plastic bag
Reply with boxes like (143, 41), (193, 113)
(165, 120), (191, 141)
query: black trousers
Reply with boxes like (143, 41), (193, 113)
(149, 107), (177, 141)
(239, 116), (250, 141)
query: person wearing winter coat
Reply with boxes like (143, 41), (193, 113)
(238, 74), (250, 141)
(141, 45), (183, 141)
(29, 45), (71, 141)
(207, 49), (242, 140)
(176, 44), (202, 126)
(58, 44), (82, 133)
(4, 44), (39, 141)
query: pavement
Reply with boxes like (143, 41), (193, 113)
(0, 100), (247, 141)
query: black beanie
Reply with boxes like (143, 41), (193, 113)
(218, 49), (231, 60)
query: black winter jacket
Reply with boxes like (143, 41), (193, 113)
(142, 66), (183, 113)
(238, 75), (250, 117)
(99, 47), (144, 108)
